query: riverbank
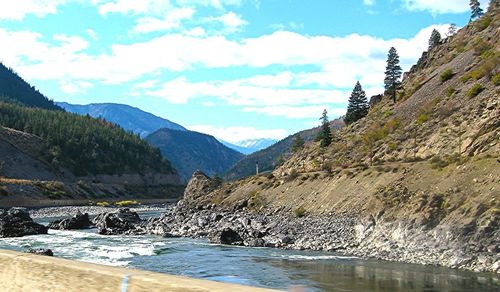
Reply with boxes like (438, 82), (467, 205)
(0, 198), (177, 209)
(29, 204), (169, 219)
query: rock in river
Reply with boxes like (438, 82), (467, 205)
(93, 208), (141, 235)
(48, 211), (93, 230)
(0, 207), (48, 237)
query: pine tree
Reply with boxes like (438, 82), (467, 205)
(447, 23), (458, 37)
(384, 47), (402, 104)
(428, 29), (442, 50)
(318, 109), (332, 148)
(344, 81), (369, 125)
(291, 134), (305, 152)
(470, 0), (484, 21)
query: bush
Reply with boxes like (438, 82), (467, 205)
(475, 16), (492, 31)
(96, 201), (111, 207)
(440, 69), (454, 82)
(115, 200), (140, 207)
(467, 83), (485, 97)
(471, 37), (492, 56)
(492, 74), (500, 86)
(294, 206), (307, 218)
(416, 113), (429, 125)
(446, 87), (456, 97)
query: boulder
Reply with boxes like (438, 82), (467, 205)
(93, 208), (141, 235)
(179, 171), (212, 209)
(27, 248), (53, 256)
(0, 207), (48, 237)
(209, 227), (243, 245)
(48, 211), (92, 230)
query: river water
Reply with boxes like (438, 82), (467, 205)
(0, 210), (498, 291)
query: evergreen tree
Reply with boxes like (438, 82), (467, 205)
(428, 29), (442, 50)
(384, 47), (402, 104)
(291, 134), (305, 152)
(344, 81), (369, 125)
(447, 23), (458, 37)
(470, 0), (484, 21)
(317, 109), (332, 148)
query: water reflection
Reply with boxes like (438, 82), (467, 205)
(255, 256), (499, 291)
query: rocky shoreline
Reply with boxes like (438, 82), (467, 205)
(1, 203), (498, 274)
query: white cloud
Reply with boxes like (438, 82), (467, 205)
(133, 8), (195, 33)
(187, 125), (287, 143)
(205, 11), (248, 32)
(93, 0), (244, 16)
(363, 0), (375, 6)
(0, 0), (68, 20)
(59, 80), (94, 94)
(402, 0), (489, 14)
(86, 29), (98, 40)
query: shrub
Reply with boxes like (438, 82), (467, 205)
(294, 206), (307, 218)
(471, 37), (492, 56)
(475, 16), (492, 31)
(492, 74), (500, 86)
(440, 69), (454, 82)
(96, 201), (111, 207)
(446, 87), (456, 97)
(460, 74), (472, 83)
(416, 113), (429, 125)
(115, 200), (139, 207)
(467, 83), (485, 97)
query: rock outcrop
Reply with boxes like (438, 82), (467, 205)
(48, 211), (93, 230)
(0, 207), (48, 237)
(93, 208), (142, 235)
(27, 248), (54, 256)
(177, 171), (213, 209)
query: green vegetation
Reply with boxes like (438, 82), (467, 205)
(384, 47), (403, 103)
(210, 175), (223, 190)
(469, 0), (484, 22)
(492, 74), (500, 86)
(446, 87), (457, 97)
(294, 206), (307, 218)
(471, 37), (492, 56)
(440, 69), (455, 82)
(467, 83), (485, 97)
(428, 29), (442, 50)
(317, 109), (332, 147)
(115, 200), (140, 207)
(344, 81), (369, 125)
(416, 113), (430, 125)
(96, 201), (111, 207)
(475, 15), (492, 31)
(0, 101), (173, 176)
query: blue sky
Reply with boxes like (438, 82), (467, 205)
(0, 0), (488, 143)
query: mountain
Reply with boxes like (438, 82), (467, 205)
(0, 64), (182, 203)
(219, 138), (278, 155)
(57, 102), (186, 137)
(182, 5), (499, 273)
(146, 129), (244, 181)
(224, 119), (344, 180)
(0, 63), (60, 110)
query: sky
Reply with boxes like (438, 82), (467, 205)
(0, 0), (489, 143)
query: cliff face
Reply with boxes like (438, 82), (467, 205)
(178, 6), (500, 273)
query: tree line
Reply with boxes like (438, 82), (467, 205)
(0, 100), (174, 176)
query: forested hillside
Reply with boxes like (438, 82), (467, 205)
(0, 63), (60, 110)
(146, 128), (244, 181)
(0, 101), (174, 176)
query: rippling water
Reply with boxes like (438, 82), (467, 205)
(0, 211), (498, 291)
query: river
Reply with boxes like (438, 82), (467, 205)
(0, 209), (498, 291)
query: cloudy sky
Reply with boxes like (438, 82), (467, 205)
(0, 0), (488, 143)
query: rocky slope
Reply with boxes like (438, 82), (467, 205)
(146, 129), (244, 181)
(156, 6), (500, 273)
(224, 118), (344, 181)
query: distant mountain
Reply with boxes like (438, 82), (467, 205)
(146, 129), (244, 181)
(57, 102), (186, 137)
(0, 62), (60, 110)
(224, 119), (345, 181)
(219, 138), (278, 155)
